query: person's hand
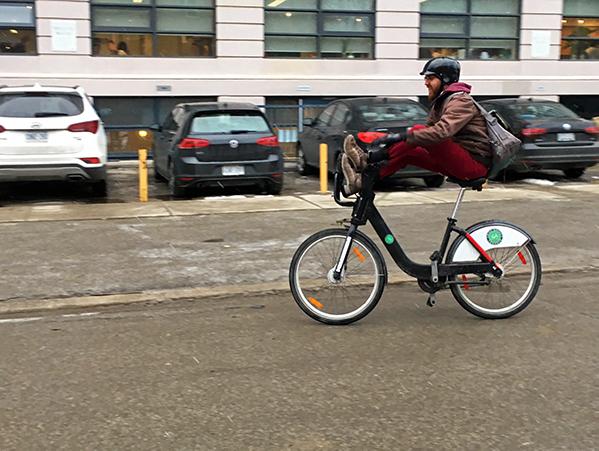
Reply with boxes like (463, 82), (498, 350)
(371, 133), (405, 147)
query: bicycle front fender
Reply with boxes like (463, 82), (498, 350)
(449, 220), (536, 263)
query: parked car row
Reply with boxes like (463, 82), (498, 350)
(1, 85), (597, 200)
(299, 96), (599, 184)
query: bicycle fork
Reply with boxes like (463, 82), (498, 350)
(332, 224), (358, 281)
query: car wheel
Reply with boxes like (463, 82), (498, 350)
(424, 175), (445, 188)
(90, 180), (107, 197)
(297, 146), (312, 175)
(266, 180), (283, 195)
(168, 161), (188, 198)
(153, 160), (167, 182)
(563, 168), (585, 179)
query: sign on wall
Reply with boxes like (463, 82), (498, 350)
(51, 20), (77, 52)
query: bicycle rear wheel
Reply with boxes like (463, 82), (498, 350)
(289, 228), (387, 325)
(447, 238), (541, 319)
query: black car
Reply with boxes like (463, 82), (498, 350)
(479, 98), (599, 178)
(297, 97), (445, 188)
(152, 102), (284, 197)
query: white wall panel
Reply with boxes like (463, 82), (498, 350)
(376, 28), (419, 44)
(522, 0), (563, 14)
(36, 1), (90, 19)
(376, 12), (420, 28)
(217, 7), (263, 24)
(376, 43), (418, 60)
(217, 40), (263, 58)
(217, 24), (264, 41)
(521, 14), (563, 30)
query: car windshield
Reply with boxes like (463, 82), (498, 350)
(190, 112), (270, 134)
(505, 103), (579, 121)
(0, 92), (84, 118)
(358, 102), (428, 123)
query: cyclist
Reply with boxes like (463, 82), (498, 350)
(342, 57), (491, 195)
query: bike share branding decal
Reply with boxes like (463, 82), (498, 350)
(487, 228), (503, 245)
(384, 234), (394, 245)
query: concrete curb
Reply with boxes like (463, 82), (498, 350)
(0, 265), (595, 316)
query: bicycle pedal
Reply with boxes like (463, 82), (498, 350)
(426, 294), (437, 307)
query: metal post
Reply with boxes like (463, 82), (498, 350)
(319, 143), (328, 193)
(138, 148), (148, 202)
(450, 188), (466, 219)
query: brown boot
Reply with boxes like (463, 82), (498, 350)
(341, 153), (362, 196)
(343, 135), (367, 171)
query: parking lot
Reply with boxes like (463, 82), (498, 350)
(0, 159), (597, 207)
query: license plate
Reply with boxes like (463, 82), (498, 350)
(222, 165), (244, 176)
(557, 133), (576, 142)
(25, 132), (48, 142)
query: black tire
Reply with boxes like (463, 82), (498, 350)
(297, 146), (314, 176)
(424, 175), (445, 188)
(168, 161), (188, 198)
(563, 168), (585, 179)
(446, 223), (542, 319)
(289, 228), (387, 325)
(266, 180), (283, 195)
(90, 180), (107, 197)
(153, 160), (167, 182)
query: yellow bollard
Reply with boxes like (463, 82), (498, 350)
(138, 148), (148, 202)
(319, 143), (328, 193)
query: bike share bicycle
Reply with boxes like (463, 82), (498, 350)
(289, 148), (542, 325)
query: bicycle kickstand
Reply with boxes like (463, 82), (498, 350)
(426, 293), (437, 307)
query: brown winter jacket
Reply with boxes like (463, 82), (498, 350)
(406, 82), (492, 166)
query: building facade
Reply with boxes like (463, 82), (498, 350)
(1, 0), (598, 156)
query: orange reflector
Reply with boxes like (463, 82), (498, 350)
(353, 247), (366, 262)
(518, 251), (527, 265)
(461, 275), (470, 290)
(308, 297), (323, 310)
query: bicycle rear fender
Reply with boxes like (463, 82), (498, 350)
(450, 220), (536, 262)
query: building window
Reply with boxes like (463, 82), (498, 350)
(419, 0), (520, 60)
(0, 0), (36, 54)
(561, 0), (599, 60)
(264, 0), (375, 59)
(91, 0), (215, 57)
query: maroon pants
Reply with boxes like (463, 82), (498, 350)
(379, 126), (488, 180)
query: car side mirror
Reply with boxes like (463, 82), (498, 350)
(149, 123), (162, 132)
(303, 118), (314, 127)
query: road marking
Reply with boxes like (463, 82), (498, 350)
(0, 316), (43, 324)
(554, 184), (599, 193)
(61, 312), (99, 318)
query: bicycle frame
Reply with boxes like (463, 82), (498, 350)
(332, 165), (502, 283)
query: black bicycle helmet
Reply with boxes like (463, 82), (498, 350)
(420, 57), (461, 85)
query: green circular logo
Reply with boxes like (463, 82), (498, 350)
(384, 234), (395, 245)
(487, 228), (503, 245)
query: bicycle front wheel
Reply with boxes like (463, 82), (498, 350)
(289, 228), (387, 325)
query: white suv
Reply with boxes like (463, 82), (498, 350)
(0, 84), (108, 196)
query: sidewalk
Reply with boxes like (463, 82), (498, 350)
(0, 181), (597, 315)
(0, 183), (580, 223)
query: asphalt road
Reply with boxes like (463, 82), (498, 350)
(1, 270), (597, 450)
(0, 185), (597, 305)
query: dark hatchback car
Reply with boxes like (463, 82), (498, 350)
(152, 102), (284, 197)
(298, 97), (445, 187)
(480, 98), (599, 178)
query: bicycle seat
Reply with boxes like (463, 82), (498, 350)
(446, 176), (487, 191)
